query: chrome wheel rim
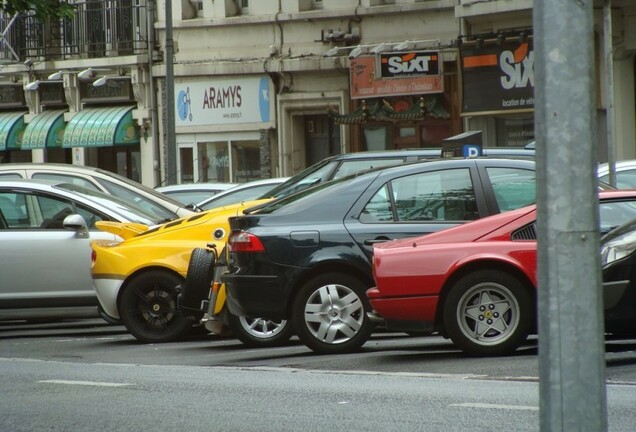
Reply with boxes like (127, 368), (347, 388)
(456, 282), (520, 346)
(239, 317), (288, 340)
(303, 283), (364, 345)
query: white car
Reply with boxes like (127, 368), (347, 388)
(155, 182), (235, 207)
(0, 163), (194, 221)
(197, 177), (290, 211)
(598, 160), (636, 189)
(0, 179), (163, 322)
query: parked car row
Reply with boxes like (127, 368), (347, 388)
(6, 150), (636, 358)
(89, 149), (538, 343)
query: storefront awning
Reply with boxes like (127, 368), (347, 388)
(328, 96), (450, 125)
(62, 106), (140, 148)
(0, 111), (27, 151)
(21, 110), (67, 150)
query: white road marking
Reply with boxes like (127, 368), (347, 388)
(450, 402), (538, 411)
(38, 379), (134, 387)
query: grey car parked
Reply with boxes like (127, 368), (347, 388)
(0, 179), (163, 322)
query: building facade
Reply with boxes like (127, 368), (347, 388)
(0, 0), (634, 186)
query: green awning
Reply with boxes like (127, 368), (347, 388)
(62, 106), (140, 148)
(0, 111), (27, 151)
(21, 110), (67, 150)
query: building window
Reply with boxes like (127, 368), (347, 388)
(241, 0), (249, 8)
(197, 140), (261, 183)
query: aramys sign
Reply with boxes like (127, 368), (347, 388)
(174, 76), (273, 127)
(460, 40), (535, 114)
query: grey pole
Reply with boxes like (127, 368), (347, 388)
(604, 0), (617, 187)
(165, 0), (177, 185)
(534, 0), (608, 430)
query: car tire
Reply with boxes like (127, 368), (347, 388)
(443, 269), (533, 356)
(119, 271), (192, 343)
(227, 313), (293, 347)
(180, 247), (216, 317)
(292, 272), (374, 354)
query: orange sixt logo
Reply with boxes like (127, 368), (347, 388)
(500, 43), (534, 89)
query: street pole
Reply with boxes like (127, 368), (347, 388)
(604, 0), (617, 187)
(165, 0), (177, 185)
(534, 0), (608, 430)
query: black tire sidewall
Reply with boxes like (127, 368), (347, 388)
(180, 247), (216, 316)
(120, 271), (191, 343)
(227, 312), (293, 347)
(292, 272), (374, 354)
(443, 269), (533, 356)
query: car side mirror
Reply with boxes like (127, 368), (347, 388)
(63, 214), (89, 239)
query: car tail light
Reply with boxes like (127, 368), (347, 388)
(90, 249), (97, 267)
(228, 231), (265, 252)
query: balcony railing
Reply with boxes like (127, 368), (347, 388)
(0, 0), (148, 64)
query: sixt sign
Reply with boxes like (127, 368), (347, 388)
(378, 51), (441, 78)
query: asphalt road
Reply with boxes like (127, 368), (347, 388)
(1, 319), (636, 431)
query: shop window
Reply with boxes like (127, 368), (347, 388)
(231, 140), (261, 182)
(198, 142), (231, 183)
(496, 116), (534, 147)
(363, 126), (390, 151)
(97, 147), (140, 182)
(198, 140), (261, 183)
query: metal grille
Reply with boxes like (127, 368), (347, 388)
(511, 222), (537, 241)
(0, 0), (148, 63)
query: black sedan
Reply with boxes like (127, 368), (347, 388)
(221, 157), (536, 354)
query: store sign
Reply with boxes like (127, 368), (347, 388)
(461, 40), (534, 114)
(0, 84), (26, 108)
(378, 51), (440, 78)
(80, 79), (134, 103)
(175, 76), (273, 127)
(350, 55), (443, 99)
(40, 83), (66, 106)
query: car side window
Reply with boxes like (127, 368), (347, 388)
(359, 185), (394, 222)
(0, 192), (29, 227)
(360, 168), (478, 223)
(485, 168), (536, 212)
(96, 178), (175, 220)
(0, 173), (23, 179)
(394, 168), (477, 221)
(31, 173), (101, 191)
(37, 195), (76, 229)
(332, 158), (405, 180)
(599, 200), (636, 234)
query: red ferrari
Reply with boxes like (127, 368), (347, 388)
(367, 190), (636, 357)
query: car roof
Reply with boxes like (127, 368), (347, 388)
(316, 147), (534, 162)
(156, 183), (236, 193)
(0, 178), (160, 223)
(197, 177), (289, 207)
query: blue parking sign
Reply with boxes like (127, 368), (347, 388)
(463, 144), (482, 158)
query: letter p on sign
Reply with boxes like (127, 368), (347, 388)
(463, 144), (482, 158)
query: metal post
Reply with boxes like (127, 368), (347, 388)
(604, 0), (617, 187)
(534, 0), (608, 430)
(165, 0), (177, 185)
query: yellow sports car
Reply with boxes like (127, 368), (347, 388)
(89, 149), (467, 343)
(90, 199), (272, 342)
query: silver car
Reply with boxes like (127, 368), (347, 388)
(0, 163), (195, 221)
(0, 179), (162, 323)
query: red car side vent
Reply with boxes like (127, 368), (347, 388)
(228, 231), (265, 252)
